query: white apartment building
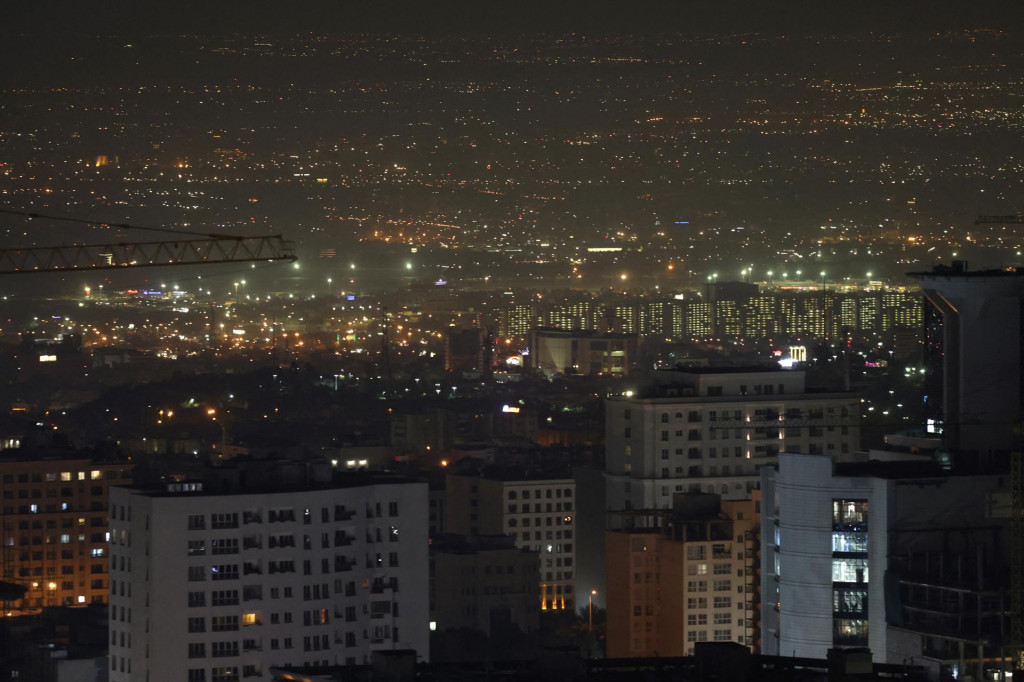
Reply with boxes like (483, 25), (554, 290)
(762, 453), (1013, 680)
(108, 474), (428, 682)
(605, 368), (859, 508)
(760, 453), (886, 660)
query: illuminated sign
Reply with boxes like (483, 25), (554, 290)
(502, 405), (521, 414)
(434, 279), (448, 286)
(39, 355), (57, 362)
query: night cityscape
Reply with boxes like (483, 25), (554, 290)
(1, 1), (1023, 681)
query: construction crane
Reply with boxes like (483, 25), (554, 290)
(0, 234), (295, 274)
(0, 208), (296, 274)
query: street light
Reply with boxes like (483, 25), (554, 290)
(327, 278), (332, 297)
(589, 590), (597, 631)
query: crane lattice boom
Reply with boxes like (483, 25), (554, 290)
(0, 235), (296, 275)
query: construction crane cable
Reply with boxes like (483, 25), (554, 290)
(0, 207), (246, 239)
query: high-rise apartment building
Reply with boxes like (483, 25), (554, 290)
(605, 368), (859, 508)
(911, 263), (1024, 452)
(761, 452), (1012, 681)
(0, 453), (132, 616)
(108, 468), (428, 682)
(685, 301), (713, 339)
(496, 288), (921, 345)
(446, 466), (576, 612)
(499, 304), (538, 338)
(605, 493), (759, 658)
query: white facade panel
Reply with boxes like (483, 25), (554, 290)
(109, 480), (429, 682)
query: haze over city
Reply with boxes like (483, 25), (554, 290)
(1, 2), (1024, 681)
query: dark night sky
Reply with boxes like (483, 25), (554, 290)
(1, 0), (1022, 293)
(6, 0), (1024, 38)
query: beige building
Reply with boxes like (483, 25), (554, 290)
(0, 454), (132, 616)
(528, 328), (638, 377)
(606, 493), (760, 658)
(446, 467), (576, 612)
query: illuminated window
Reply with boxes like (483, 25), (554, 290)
(242, 612), (260, 626)
(831, 532), (868, 553)
(833, 499), (868, 530)
(831, 558), (869, 583)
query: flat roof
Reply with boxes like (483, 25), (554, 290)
(655, 365), (791, 375)
(118, 470), (422, 498)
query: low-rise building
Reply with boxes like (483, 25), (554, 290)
(430, 534), (540, 636)
(446, 465), (576, 612)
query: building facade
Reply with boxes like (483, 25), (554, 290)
(446, 468), (576, 612)
(605, 369), (860, 509)
(605, 494), (760, 658)
(528, 328), (638, 377)
(429, 534), (540, 636)
(761, 453), (1012, 681)
(911, 264), (1024, 452)
(0, 454), (132, 616)
(108, 474), (429, 682)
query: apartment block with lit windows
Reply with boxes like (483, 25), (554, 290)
(446, 466), (576, 612)
(0, 454), (132, 616)
(108, 470), (428, 682)
(605, 494), (759, 658)
(605, 368), (859, 509)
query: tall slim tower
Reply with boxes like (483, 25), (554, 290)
(910, 262), (1024, 453)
